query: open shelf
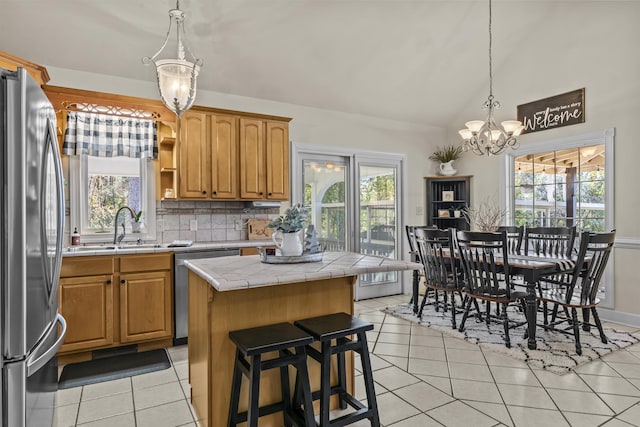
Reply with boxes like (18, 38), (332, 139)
(425, 175), (472, 230)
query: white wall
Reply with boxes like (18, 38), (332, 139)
(46, 65), (446, 254)
(444, 2), (640, 322)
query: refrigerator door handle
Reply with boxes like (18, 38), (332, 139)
(26, 313), (66, 377)
(45, 118), (65, 306)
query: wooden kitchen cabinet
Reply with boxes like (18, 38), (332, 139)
(178, 110), (239, 199)
(211, 114), (238, 199)
(119, 270), (173, 343)
(177, 106), (291, 201)
(239, 118), (290, 200)
(265, 121), (290, 200)
(58, 274), (114, 353)
(58, 253), (173, 356)
(179, 111), (209, 198)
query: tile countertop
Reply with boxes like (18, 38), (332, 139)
(184, 251), (422, 292)
(62, 239), (273, 257)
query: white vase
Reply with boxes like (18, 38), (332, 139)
(271, 230), (303, 256)
(439, 160), (457, 176)
(132, 222), (145, 233)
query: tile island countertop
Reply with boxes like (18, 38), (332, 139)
(184, 251), (422, 292)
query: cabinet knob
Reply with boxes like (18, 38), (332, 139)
(106, 279), (111, 285)
(268, 192), (272, 196)
(213, 191), (217, 195)
(202, 190), (207, 195)
(120, 279), (126, 285)
(259, 192), (263, 195)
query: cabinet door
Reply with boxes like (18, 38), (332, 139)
(265, 121), (289, 200)
(239, 118), (265, 199)
(58, 274), (114, 353)
(179, 111), (210, 198)
(211, 115), (238, 199)
(119, 270), (173, 343)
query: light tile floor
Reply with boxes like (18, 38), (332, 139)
(54, 294), (640, 426)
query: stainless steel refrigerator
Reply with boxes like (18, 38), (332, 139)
(1, 67), (66, 426)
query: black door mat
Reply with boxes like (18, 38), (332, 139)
(58, 348), (171, 389)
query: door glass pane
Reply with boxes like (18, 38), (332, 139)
(303, 159), (347, 251)
(359, 165), (397, 285)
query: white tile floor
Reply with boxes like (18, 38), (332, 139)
(54, 294), (640, 426)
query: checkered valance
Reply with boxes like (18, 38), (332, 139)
(62, 112), (157, 159)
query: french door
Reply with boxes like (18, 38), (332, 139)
(294, 144), (404, 300)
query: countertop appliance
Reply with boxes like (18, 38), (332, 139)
(174, 249), (239, 345)
(1, 68), (66, 426)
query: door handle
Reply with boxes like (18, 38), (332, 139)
(26, 314), (66, 376)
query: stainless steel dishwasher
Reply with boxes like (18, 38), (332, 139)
(174, 249), (240, 345)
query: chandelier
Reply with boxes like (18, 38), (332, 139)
(143, 1), (203, 117)
(458, 0), (523, 156)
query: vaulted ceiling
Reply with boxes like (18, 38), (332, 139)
(1, 1), (636, 128)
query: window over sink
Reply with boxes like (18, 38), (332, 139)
(65, 111), (157, 242)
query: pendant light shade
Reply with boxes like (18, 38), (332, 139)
(143, 1), (202, 117)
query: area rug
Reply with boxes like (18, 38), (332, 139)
(383, 302), (640, 375)
(58, 348), (171, 389)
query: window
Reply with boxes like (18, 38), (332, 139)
(502, 128), (615, 307)
(512, 145), (605, 231)
(65, 111), (157, 242)
(70, 155), (155, 242)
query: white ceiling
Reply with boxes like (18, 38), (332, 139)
(1, 1), (636, 128)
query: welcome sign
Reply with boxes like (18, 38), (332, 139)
(517, 88), (585, 134)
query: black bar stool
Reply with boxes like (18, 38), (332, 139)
(228, 322), (316, 427)
(294, 312), (380, 426)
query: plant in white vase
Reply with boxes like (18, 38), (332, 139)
(267, 204), (310, 256)
(131, 210), (145, 233)
(429, 144), (464, 176)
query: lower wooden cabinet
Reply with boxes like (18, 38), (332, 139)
(58, 253), (173, 355)
(58, 274), (114, 353)
(120, 270), (173, 343)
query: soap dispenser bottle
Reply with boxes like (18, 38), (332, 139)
(71, 227), (80, 246)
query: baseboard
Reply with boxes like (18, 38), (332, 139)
(598, 308), (640, 328)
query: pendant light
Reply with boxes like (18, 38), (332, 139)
(143, 1), (203, 117)
(458, 0), (523, 156)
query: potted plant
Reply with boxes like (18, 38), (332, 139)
(268, 204), (310, 256)
(429, 144), (464, 176)
(131, 210), (145, 233)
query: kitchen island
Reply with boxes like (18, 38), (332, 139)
(184, 251), (420, 427)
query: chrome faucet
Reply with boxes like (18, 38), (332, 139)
(113, 206), (136, 245)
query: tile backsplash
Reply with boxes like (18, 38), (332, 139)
(64, 200), (281, 246)
(155, 200), (279, 243)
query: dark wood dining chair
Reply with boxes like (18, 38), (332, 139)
(497, 225), (523, 255)
(523, 226), (576, 258)
(406, 225), (435, 312)
(524, 226), (578, 318)
(537, 230), (616, 355)
(414, 227), (461, 328)
(456, 230), (527, 348)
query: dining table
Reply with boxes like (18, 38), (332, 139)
(417, 249), (586, 350)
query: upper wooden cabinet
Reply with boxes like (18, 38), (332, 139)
(265, 121), (290, 200)
(179, 111), (210, 198)
(239, 118), (265, 199)
(178, 107), (291, 201)
(0, 50), (50, 86)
